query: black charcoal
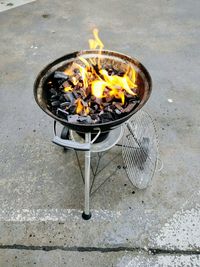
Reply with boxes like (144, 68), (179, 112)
(60, 102), (70, 108)
(72, 91), (79, 99)
(100, 112), (113, 122)
(68, 105), (76, 114)
(50, 88), (57, 95)
(64, 93), (75, 103)
(115, 109), (122, 115)
(67, 115), (79, 123)
(54, 71), (69, 80)
(113, 102), (123, 110)
(56, 108), (69, 118)
(77, 116), (92, 124)
(50, 94), (59, 100)
(51, 100), (60, 107)
(117, 70), (125, 77)
(93, 104), (99, 111)
(59, 95), (66, 102)
(122, 103), (136, 113)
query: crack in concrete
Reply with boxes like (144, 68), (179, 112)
(0, 245), (199, 255)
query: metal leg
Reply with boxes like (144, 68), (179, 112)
(82, 133), (92, 220)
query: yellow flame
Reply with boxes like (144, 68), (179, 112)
(75, 98), (90, 115)
(89, 28), (104, 68)
(62, 29), (138, 110)
(91, 80), (107, 98)
(89, 28), (104, 50)
(77, 64), (88, 88)
(85, 106), (90, 115)
(99, 69), (137, 96)
(71, 76), (78, 85)
(64, 86), (72, 92)
(79, 56), (90, 68)
(64, 68), (74, 76)
(91, 67), (136, 103)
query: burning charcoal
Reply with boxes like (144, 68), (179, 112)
(117, 70), (125, 77)
(54, 71), (69, 80)
(74, 68), (79, 74)
(77, 116), (92, 124)
(62, 81), (71, 88)
(90, 96), (96, 101)
(64, 92), (75, 103)
(122, 103), (137, 113)
(67, 115), (79, 123)
(113, 102), (123, 110)
(115, 109), (122, 115)
(131, 99), (140, 104)
(100, 112), (114, 122)
(105, 106), (114, 113)
(81, 100), (88, 107)
(85, 86), (91, 97)
(95, 98), (102, 105)
(108, 69), (113, 76)
(126, 94), (140, 100)
(102, 102), (109, 107)
(68, 105), (76, 114)
(68, 79), (76, 87)
(56, 108), (69, 118)
(89, 109), (94, 115)
(93, 64), (100, 75)
(45, 54), (142, 126)
(91, 114), (100, 123)
(72, 91), (79, 99)
(94, 104), (99, 111)
(51, 100), (60, 107)
(105, 96), (113, 102)
(77, 88), (87, 99)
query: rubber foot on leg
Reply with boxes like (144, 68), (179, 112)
(82, 212), (92, 220)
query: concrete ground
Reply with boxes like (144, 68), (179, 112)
(0, 0), (200, 266)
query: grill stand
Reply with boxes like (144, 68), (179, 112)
(82, 133), (92, 220)
(52, 116), (159, 220)
(53, 121), (124, 220)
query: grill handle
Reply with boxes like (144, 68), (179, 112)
(52, 136), (90, 151)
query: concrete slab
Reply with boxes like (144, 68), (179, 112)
(0, 250), (200, 267)
(0, 0), (35, 12)
(0, 0), (200, 265)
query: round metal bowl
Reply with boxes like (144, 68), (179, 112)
(34, 50), (152, 133)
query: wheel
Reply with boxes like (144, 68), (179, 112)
(61, 126), (69, 139)
(60, 127), (70, 151)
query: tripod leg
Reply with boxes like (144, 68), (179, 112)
(82, 133), (92, 220)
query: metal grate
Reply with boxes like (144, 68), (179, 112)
(122, 110), (159, 189)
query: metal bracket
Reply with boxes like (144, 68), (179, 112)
(52, 120), (90, 151)
(52, 135), (90, 151)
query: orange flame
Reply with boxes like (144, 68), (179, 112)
(63, 29), (138, 114)
(76, 98), (90, 115)
(76, 98), (83, 114)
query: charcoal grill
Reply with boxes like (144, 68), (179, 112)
(34, 50), (153, 220)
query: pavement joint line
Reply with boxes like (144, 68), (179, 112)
(0, 208), (121, 221)
(0, 245), (200, 255)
